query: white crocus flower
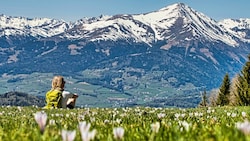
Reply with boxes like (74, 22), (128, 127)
(61, 129), (76, 141)
(231, 113), (237, 118)
(236, 120), (250, 135)
(104, 119), (110, 124)
(113, 127), (125, 140)
(79, 121), (91, 133)
(151, 122), (160, 133)
(194, 112), (199, 117)
(189, 112), (194, 117)
(34, 111), (47, 134)
(207, 109), (211, 113)
(88, 129), (97, 140)
(181, 113), (186, 118)
(79, 121), (96, 141)
(81, 131), (96, 141)
(157, 113), (166, 119)
(49, 119), (56, 125)
(179, 121), (190, 131)
(174, 113), (180, 119)
(116, 118), (122, 124)
(242, 112), (247, 117)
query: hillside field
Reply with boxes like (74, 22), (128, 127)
(0, 106), (250, 141)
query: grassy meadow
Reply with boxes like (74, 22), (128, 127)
(0, 106), (250, 141)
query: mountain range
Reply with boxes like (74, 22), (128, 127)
(0, 3), (250, 107)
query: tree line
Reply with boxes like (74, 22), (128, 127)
(199, 55), (250, 107)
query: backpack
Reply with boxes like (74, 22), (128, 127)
(44, 90), (62, 109)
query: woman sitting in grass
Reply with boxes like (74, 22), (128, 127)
(44, 75), (78, 109)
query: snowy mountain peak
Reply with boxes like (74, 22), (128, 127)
(0, 14), (70, 37)
(157, 2), (202, 20)
(133, 3), (239, 47)
(158, 3), (186, 11)
(219, 18), (250, 42)
(219, 18), (250, 29)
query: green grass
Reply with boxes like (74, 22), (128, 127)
(1, 106), (250, 141)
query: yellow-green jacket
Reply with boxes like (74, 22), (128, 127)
(44, 89), (62, 109)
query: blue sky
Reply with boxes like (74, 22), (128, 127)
(0, 0), (249, 22)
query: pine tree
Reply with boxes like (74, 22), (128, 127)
(235, 55), (250, 105)
(216, 73), (230, 106)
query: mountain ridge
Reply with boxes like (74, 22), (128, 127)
(0, 3), (249, 46)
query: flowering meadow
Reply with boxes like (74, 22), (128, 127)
(0, 106), (250, 141)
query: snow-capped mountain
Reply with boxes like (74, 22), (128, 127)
(62, 3), (240, 47)
(0, 14), (70, 37)
(219, 18), (250, 42)
(0, 3), (250, 107)
(1, 3), (247, 47)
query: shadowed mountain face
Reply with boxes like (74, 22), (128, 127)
(0, 3), (250, 107)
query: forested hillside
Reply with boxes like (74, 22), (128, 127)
(0, 91), (45, 107)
